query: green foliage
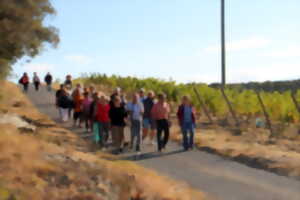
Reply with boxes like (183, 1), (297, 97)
(80, 73), (300, 123)
(0, 0), (59, 79)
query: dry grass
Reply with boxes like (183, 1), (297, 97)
(171, 123), (300, 179)
(0, 82), (205, 200)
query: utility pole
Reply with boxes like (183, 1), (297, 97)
(221, 0), (226, 88)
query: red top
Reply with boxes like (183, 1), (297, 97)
(96, 103), (110, 122)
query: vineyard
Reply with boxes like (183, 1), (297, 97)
(78, 73), (300, 126)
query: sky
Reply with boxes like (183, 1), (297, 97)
(12, 0), (300, 84)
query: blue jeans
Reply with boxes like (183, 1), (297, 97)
(181, 121), (195, 150)
(131, 120), (142, 151)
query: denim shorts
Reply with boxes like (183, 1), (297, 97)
(143, 118), (156, 130)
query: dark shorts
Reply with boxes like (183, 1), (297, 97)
(73, 112), (82, 120)
(143, 118), (156, 130)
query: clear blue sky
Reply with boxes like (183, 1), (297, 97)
(12, 0), (300, 83)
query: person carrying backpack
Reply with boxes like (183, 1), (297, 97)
(177, 96), (196, 151)
(19, 73), (29, 92)
(44, 72), (53, 91)
(33, 72), (41, 91)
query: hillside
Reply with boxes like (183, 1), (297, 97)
(0, 81), (204, 200)
(210, 79), (300, 92)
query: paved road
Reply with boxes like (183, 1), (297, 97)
(26, 85), (300, 200)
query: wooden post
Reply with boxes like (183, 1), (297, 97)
(291, 91), (300, 114)
(255, 90), (275, 137)
(220, 87), (239, 127)
(193, 87), (214, 124)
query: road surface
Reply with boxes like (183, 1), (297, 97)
(26, 85), (300, 200)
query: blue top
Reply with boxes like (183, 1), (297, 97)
(126, 102), (144, 121)
(183, 105), (193, 123)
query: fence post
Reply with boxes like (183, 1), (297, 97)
(193, 87), (214, 124)
(255, 90), (275, 137)
(220, 87), (240, 127)
(291, 91), (300, 114)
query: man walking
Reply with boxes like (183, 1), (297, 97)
(177, 96), (196, 151)
(33, 72), (41, 91)
(44, 72), (53, 91)
(126, 93), (144, 154)
(142, 91), (156, 145)
(151, 93), (170, 152)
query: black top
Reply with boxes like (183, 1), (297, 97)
(109, 106), (127, 127)
(143, 97), (154, 118)
(45, 74), (53, 84)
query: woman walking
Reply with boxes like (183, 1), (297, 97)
(109, 96), (127, 154)
(95, 96), (110, 148)
(82, 92), (92, 132)
(177, 96), (196, 151)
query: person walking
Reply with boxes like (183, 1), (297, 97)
(95, 96), (110, 148)
(142, 91), (156, 145)
(177, 96), (196, 151)
(109, 96), (127, 154)
(64, 75), (72, 89)
(57, 89), (72, 122)
(33, 72), (41, 91)
(19, 73), (29, 92)
(55, 84), (64, 121)
(44, 72), (53, 91)
(72, 88), (83, 128)
(151, 93), (171, 152)
(126, 93), (144, 154)
(81, 92), (92, 132)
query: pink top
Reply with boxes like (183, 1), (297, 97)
(82, 98), (92, 113)
(151, 102), (170, 120)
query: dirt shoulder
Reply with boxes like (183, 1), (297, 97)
(0, 81), (204, 200)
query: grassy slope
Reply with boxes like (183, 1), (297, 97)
(0, 81), (204, 200)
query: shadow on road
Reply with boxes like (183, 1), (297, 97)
(121, 149), (186, 161)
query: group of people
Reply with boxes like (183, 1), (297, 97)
(55, 78), (197, 155)
(20, 72), (197, 155)
(19, 72), (53, 92)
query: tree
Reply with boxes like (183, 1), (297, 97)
(0, 0), (59, 79)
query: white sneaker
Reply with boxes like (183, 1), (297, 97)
(151, 140), (156, 145)
(136, 151), (142, 156)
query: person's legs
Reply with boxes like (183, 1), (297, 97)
(156, 120), (163, 151)
(23, 83), (28, 92)
(182, 125), (189, 150)
(111, 126), (118, 149)
(61, 108), (69, 122)
(103, 122), (110, 143)
(58, 107), (63, 121)
(98, 122), (104, 147)
(189, 124), (195, 149)
(130, 121), (135, 149)
(133, 120), (141, 152)
(162, 119), (170, 149)
(118, 126), (125, 152)
(142, 118), (149, 141)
